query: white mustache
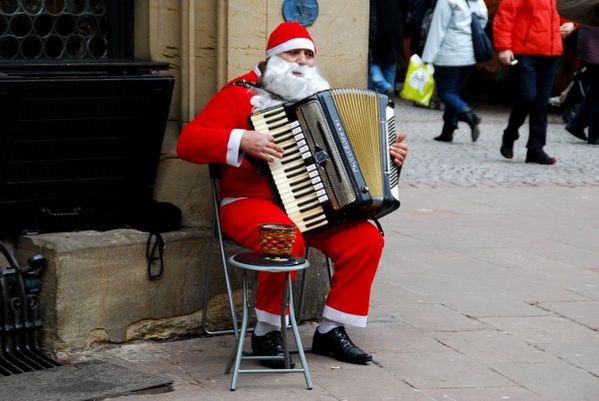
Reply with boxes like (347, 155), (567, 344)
(261, 55), (329, 102)
(286, 62), (312, 76)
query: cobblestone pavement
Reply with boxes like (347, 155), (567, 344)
(395, 99), (599, 188)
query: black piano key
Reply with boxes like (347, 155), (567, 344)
(287, 168), (308, 179)
(299, 202), (322, 214)
(291, 182), (312, 193)
(294, 189), (316, 200)
(274, 134), (293, 144)
(289, 175), (312, 187)
(305, 216), (328, 228)
(297, 198), (317, 207)
(282, 154), (303, 165)
(284, 162), (305, 174)
(304, 212), (325, 222)
(293, 186), (316, 198)
(270, 121), (289, 131)
(281, 148), (300, 160)
(261, 107), (284, 118)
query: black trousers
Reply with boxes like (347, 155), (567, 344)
(505, 55), (559, 151)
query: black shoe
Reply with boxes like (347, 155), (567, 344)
(251, 331), (295, 369)
(312, 327), (372, 365)
(589, 138), (599, 145)
(458, 110), (481, 142)
(525, 150), (557, 165)
(565, 125), (588, 141)
(434, 122), (456, 142)
(500, 130), (519, 159)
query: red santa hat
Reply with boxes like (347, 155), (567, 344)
(265, 22), (316, 59)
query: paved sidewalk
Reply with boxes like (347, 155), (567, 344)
(68, 102), (599, 401)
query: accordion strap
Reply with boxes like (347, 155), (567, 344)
(223, 79), (286, 101)
(370, 216), (385, 237)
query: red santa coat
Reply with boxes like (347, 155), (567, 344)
(177, 70), (273, 200)
(177, 70), (384, 327)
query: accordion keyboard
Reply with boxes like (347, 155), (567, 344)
(250, 106), (329, 232)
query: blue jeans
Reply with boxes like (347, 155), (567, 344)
(434, 65), (474, 126)
(368, 60), (396, 94)
(505, 55), (558, 151)
(567, 64), (599, 142)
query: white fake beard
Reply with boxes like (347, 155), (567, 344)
(251, 55), (330, 112)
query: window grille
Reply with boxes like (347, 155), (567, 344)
(0, 0), (132, 60)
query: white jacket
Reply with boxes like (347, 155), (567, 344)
(422, 0), (488, 66)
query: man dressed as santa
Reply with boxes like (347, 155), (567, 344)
(177, 21), (408, 368)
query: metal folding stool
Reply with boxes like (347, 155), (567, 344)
(201, 164), (333, 336)
(225, 252), (312, 391)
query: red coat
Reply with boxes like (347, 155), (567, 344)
(493, 0), (567, 56)
(177, 70), (274, 201)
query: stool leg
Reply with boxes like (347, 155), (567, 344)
(287, 274), (313, 389)
(281, 273), (291, 369)
(228, 271), (250, 391)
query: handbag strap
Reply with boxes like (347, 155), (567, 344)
(464, 0), (477, 21)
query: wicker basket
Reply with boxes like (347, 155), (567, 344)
(258, 223), (297, 257)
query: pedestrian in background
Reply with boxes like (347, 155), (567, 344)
(565, 25), (599, 145)
(421, 0), (487, 142)
(494, 0), (576, 165)
(368, 0), (409, 96)
(408, 0), (433, 56)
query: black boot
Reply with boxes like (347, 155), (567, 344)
(433, 122), (456, 142)
(500, 129), (519, 159)
(458, 110), (481, 142)
(525, 149), (557, 165)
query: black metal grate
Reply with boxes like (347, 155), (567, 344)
(0, 241), (60, 375)
(0, 0), (131, 60)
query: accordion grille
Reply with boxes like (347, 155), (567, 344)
(330, 89), (384, 199)
(297, 101), (356, 209)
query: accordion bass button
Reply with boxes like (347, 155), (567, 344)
(361, 186), (369, 193)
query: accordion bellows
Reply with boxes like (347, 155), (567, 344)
(250, 88), (400, 233)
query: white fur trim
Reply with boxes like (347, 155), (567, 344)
(322, 305), (368, 327)
(226, 129), (245, 167)
(266, 38), (315, 58)
(220, 196), (246, 208)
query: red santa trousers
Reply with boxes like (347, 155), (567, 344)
(220, 198), (384, 327)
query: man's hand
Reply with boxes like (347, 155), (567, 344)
(240, 130), (284, 162)
(559, 22), (575, 38)
(390, 132), (408, 167)
(498, 50), (515, 66)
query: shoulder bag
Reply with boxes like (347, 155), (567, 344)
(467, 0), (493, 63)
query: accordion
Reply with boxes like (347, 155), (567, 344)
(249, 88), (400, 233)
